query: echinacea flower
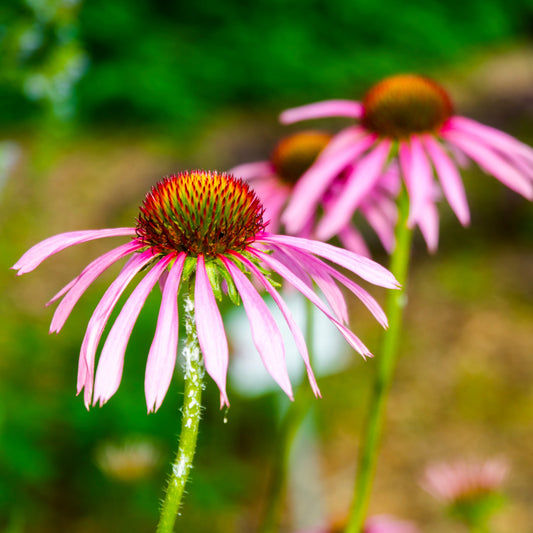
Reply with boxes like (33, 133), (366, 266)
(421, 458), (509, 527)
(421, 458), (509, 504)
(12, 170), (398, 412)
(280, 74), (533, 252)
(231, 130), (399, 256)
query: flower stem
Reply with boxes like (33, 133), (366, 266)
(345, 189), (412, 533)
(258, 297), (316, 533)
(157, 292), (204, 533)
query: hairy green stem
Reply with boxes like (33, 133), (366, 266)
(345, 189), (412, 533)
(157, 292), (204, 533)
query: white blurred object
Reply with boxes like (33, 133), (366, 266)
(0, 142), (21, 195)
(227, 290), (350, 397)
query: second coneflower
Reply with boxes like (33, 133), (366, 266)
(281, 74), (533, 252)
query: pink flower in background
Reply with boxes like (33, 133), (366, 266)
(281, 74), (533, 252)
(421, 458), (509, 504)
(230, 130), (399, 257)
(13, 170), (398, 412)
(295, 515), (419, 533)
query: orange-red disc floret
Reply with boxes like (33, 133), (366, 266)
(136, 170), (266, 257)
(361, 74), (453, 139)
(271, 131), (332, 185)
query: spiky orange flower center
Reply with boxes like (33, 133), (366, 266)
(136, 171), (266, 257)
(271, 131), (332, 185)
(361, 74), (453, 138)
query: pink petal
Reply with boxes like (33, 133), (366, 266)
(93, 254), (173, 406)
(12, 228), (136, 274)
(145, 254), (185, 413)
(448, 116), (533, 166)
(77, 250), (155, 408)
(337, 225), (371, 257)
(275, 246), (349, 324)
(361, 202), (397, 253)
(317, 126), (366, 158)
(49, 241), (143, 333)
(251, 249), (372, 358)
(270, 246), (314, 288)
(442, 129), (533, 199)
(280, 100), (364, 124)
(257, 233), (400, 289)
(282, 135), (377, 234)
(228, 161), (274, 180)
(231, 252), (320, 397)
(400, 137), (434, 227)
(251, 178), (290, 233)
(316, 139), (391, 240)
(222, 257), (293, 399)
(195, 255), (229, 407)
(417, 201), (440, 253)
(423, 135), (470, 225)
(288, 248), (388, 329)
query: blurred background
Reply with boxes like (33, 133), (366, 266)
(1, 0), (533, 532)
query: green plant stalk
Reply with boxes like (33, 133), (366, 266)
(345, 189), (412, 533)
(258, 297), (316, 533)
(157, 291), (204, 533)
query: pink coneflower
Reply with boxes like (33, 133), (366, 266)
(230, 130), (399, 257)
(421, 458), (509, 504)
(280, 74), (533, 252)
(13, 170), (398, 412)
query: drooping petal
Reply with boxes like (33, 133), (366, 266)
(271, 244), (348, 324)
(280, 100), (364, 124)
(316, 139), (391, 240)
(230, 252), (320, 397)
(49, 241), (144, 333)
(250, 178), (291, 233)
(93, 254), (173, 406)
(251, 249), (372, 358)
(222, 257), (293, 399)
(77, 250), (155, 408)
(442, 129), (533, 199)
(257, 233), (400, 289)
(361, 201), (397, 254)
(12, 228), (136, 274)
(417, 201), (440, 253)
(282, 135), (377, 234)
(423, 134), (470, 226)
(195, 255), (229, 407)
(228, 161), (275, 180)
(270, 246), (313, 289)
(288, 248), (388, 329)
(145, 253), (185, 413)
(448, 116), (533, 167)
(400, 137), (434, 227)
(317, 126), (366, 158)
(337, 224), (371, 257)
